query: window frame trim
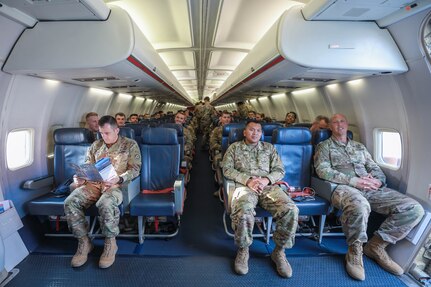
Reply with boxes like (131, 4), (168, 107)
(373, 127), (402, 171)
(6, 128), (35, 171)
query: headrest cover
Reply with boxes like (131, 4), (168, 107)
(262, 123), (282, 135)
(119, 127), (135, 139)
(141, 127), (178, 145)
(54, 128), (94, 145)
(160, 123), (184, 136)
(272, 127), (311, 145)
(222, 123), (245, 136)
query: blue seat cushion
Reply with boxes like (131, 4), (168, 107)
(130, 193), (175, 217)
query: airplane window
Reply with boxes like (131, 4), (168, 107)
(6, 129), (34, 170)
(421, 12), (431, 63)
(373, 128), (402, 170)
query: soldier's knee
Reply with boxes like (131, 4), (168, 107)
(411, 203), (425, 220)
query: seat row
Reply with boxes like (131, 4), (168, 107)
(25, 126), (186, 244)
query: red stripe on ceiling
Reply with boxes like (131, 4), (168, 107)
(127, 55), (177, 94)
(222, 55), (285, 97)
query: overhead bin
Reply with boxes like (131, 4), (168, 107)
(213, 5), (408, 104)
(2, 6), (193, 105)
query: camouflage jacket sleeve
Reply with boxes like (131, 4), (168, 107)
(209, 127), (221, 152)
(119, 139), (142, 183)
(363, 146), (386, 184)
(222, 143), (252, 186)
(314, 140), (356, 186)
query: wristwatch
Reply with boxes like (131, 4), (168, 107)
(117, 177), (124, 184)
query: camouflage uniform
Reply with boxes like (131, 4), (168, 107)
(209, 126), (223, 166)
(200, 103), (216, 146)
(183, 126), (194, 160)
(315, 137), (424, 245)
(64, 136), (141, 238)
(222, 141), (298, 249)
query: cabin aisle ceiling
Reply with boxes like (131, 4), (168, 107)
(106, 0), (306, 102)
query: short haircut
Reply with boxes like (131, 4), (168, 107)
(315, 115), (329, 124)
(245, 119), (262, 127)
(86, 112), (98, 119)
(285, 111), (297, 119)
(115, 112), (126, 118)
(129, 113), (138, 118)
(99, 115), (118, 128)
(204, 96), (210, 101)
(221, 111), (231, 116)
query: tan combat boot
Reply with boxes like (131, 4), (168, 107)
(271, 246), (292, 278)
(364, 235), (403, 275)
(234, 247), (249, 275)
(345, 241), (365, 281)
(99, 237), (118, 269)
(71, 236), (93, 268)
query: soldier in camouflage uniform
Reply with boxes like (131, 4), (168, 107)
(174, 111), (194, 163)
(200, 96), (216, 149)
(65, 115), (141, 269)
(210, 111), (232, 168)
(315, 113), (424, 281)
(236, 101), (254, 119)
(222, 120), (298, 278)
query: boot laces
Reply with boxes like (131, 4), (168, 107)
(351, 244), (362, 265)
(237, 249), (248, 264)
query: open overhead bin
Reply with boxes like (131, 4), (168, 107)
(213, 5), (408, 104)
(2, 6), (193, 105)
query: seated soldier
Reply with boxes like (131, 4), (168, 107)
(314, 113), (424, 281)
(129, 113), (139, 123)
(310, 115), (329, 132)
(115, 112), (126, 127)
(210, 111), (231, 167)
(174, 111), (194, 163)
(85, 112), (99, 136)
(222, 120), (298, 278)
(64, 115), (141, 269)
(284, 111), (297, 127)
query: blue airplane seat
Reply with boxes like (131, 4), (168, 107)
(125, 123), (150, 143)
(159, 123), (184, 162)
(261, 122), (283, 142)
(221, 123), (245, 155)
(272, 127), (330, 244)
(129, 127), (185, 244)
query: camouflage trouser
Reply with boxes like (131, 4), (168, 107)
(332, 185), (424, 245)
(64, 182), (123, 238)
(230, 185), (298, 249)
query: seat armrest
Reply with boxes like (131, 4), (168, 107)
(311, 176), (337, 202)
(174, 174), (185, 214)
(23, 176), (54, 190)
(121, 176), (140, 209)
(223, 177), (236, 214)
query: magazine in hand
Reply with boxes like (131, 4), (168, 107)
(71, 157), (117, 182)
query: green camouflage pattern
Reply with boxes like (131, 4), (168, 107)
(315, 137), (424, 244)
(65, 136), (142, 238)
(222, 140), (298, 248)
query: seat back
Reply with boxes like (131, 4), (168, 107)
(312, 128), (353, 147)
(261, 122), (282, 142)
(140, 127), (180, 191)
(160, 123), (184, 162)
(228, 127), (265, 146)
(272, 127), (312, 188)
(222, 123), (245, 155)
(125, 123), (151, 143)
(53, 128), (94, 185)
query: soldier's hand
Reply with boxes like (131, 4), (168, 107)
(246, 177), (262, 193)
(104, 175), (120, 188)
(73, 175), (86, 187)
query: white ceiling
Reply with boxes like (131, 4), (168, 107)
(107, 0), (303, 102)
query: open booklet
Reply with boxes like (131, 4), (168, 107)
(71, 157), (117, 182)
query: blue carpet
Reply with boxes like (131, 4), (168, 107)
(9, 254), (406, 287)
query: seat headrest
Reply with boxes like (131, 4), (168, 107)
(119, 127), (135, 139)
(261, 122), (282, 135)
(312, 128), (353, 145)
(222, 123), (245, 136)
(54, 128), (94, 145)
(141, 127), (178, 145)
(272, 127), (311, 145)
(293, 122), (313, 128)
(125, 123), (151, 136)
(160, 123), (184, 136)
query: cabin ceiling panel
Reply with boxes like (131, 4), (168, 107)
(213, 0), (301, 50)
(209, 51), (247, 70)
(159, 51), (195, 70)
(207, 70), (232, 81)
(109, 0), (192, 49)
(172, 70), (196, 81)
